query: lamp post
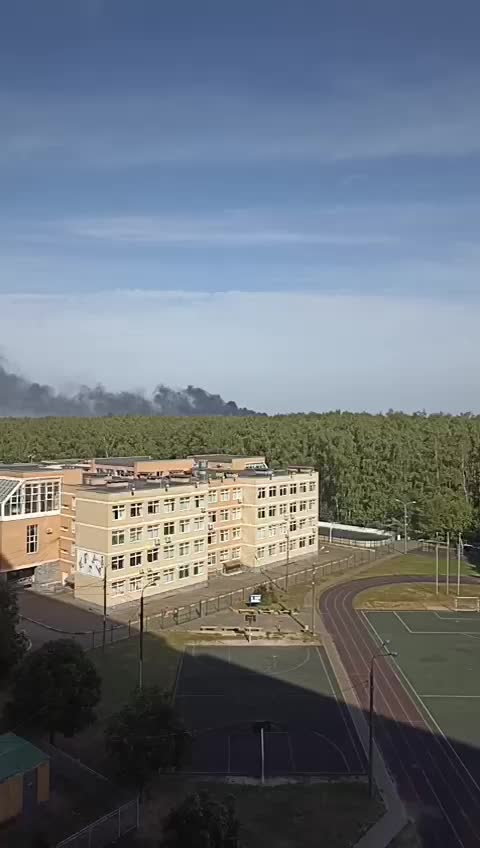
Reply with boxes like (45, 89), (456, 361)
(283, 523), (290, 591)
(394, 499), (416, 555)
(139, 577), (159, 690)
(310, 567), (316, 636)
(368, 640), (397, 798)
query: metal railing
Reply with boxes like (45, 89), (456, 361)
(56, 798), (138, 848)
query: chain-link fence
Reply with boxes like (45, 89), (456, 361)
(56, 799), (138, 848)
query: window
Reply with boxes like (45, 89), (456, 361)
(257, 527), (266, 539)
(112, 504), (126, 520)
(299, 518), (307, 529)
(148, 500), (160, 514)
(26, 524), (38, 554)
(300, 482), (307, 494)
(290, 520), (297, 532)
(289, 538), (297, 551)
(299, 501), (307, 512)
(111, 555), (125, 571)
(163, 544), (175, 559)
(309, 481), (316, 492)
(208, 532), (216, 545)
(309, 500), (316, 510)
(24, 481), (60, 514)
(179, 564), (190, 579)
(163, 567), (175, 583)
(268, 504), (277, 517)
(268, 544), (276, 556)
(219, 529), (229, 542)
(229, 507), (240, 522)
(231, 547), (241, 560)
(112, 530), (125, 545)
(179, 496), (190, 512)
(232, 527), (241, 540)
(219, 509), (229, 521)
(279, 503), (287, 516)
(309, 516), (316, 527)
(164, 497), (175, 513)
(179, 541), (190, 556)
(130, 526), (142, 542)
(130, 551), (142, 568)
(194, 516), (205, 531)
(112, 580), (125, 596)
(268, 525), (276, 537)
(257, 507), (266, 519)
(194, 494), (205, 509)
(147, 548), (159, 563)
(130, 502), (142, 518)
(257, 487), (266, 499)
(289, 502), (297, 514)
(4, 489), (22, 516)
(279, 485), (287, 496)
(193, 561), (205, 576)
(164, 521), (175, 536)
(279, 540), (287, 554)
(194, 538), (205, 553)
(290, 484), (297, 495)
(268, 486), (277, 498)
(147, 524), (160, 540)
(309, 535), (316, 546)
(299, 537), (307, 549)
(232, 488), (241, 501)
(180, 519), (191, 534)
(129, 577), (142, 592)
(256, 546), (266, 559)
(208, 511), (217, 523)
(219, 549), (229, 563)
(208, 490), (218, 504)
(220, 489), (229, 502)
(208, 552), (217, 567)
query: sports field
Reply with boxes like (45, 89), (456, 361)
(174, 645), (365, 779)
(363, 610), (480, 776)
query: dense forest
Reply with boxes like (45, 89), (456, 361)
(0, 413), (479, 538)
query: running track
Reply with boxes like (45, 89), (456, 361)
(320, 576), (480, 848)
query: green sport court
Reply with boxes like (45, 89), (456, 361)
(362, 610), (480, 761)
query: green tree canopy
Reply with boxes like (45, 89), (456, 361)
(0, 582), (27, 683)
(105, 686), (187, 792)
(162, 791), (240, 848)
(5, 639), (101, 743)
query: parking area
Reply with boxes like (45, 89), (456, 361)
(174, 645), (365, 779)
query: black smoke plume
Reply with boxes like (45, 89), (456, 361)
(0, 363), (261, 418)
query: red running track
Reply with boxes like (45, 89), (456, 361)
(320, 576), (480, 848)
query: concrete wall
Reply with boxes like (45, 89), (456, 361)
(0, 514), (61, 574)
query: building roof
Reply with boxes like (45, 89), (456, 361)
(0, 478), (19, 503)
(94, 456), (152, 466)
(0, 734), (48, 781)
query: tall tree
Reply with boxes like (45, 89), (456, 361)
(162, 791), (240, 848)
(0, 582), (27, 683)
(5, 639), (101, 743)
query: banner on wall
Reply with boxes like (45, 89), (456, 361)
(76, 548), (105, 579)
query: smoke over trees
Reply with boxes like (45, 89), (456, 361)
(0, 362), (260, 418)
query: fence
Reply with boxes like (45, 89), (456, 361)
(56, 799), (138, 848)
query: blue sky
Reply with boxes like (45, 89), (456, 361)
(1, 1), (480, 412)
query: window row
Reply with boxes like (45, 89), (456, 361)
(207, 508), (241, 523)
(112, 518), (206, 545)
(207, 547), (241, 567)
(112, 493), (206, 520)
(208, 526), (241, 544)
(257, 481), (315, 500)
(111, 561), (205, 595)
(5, 482), (60, 517)
(207, 487), (242, 504)
(256, 535), (316, 558)
(257, 500), (316, 519)
(111, 540), (206, 570)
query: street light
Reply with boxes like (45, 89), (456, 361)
(283, 522), (290, 592)
(394, 499), (416, 555)
(139, 576), (160, 690)
(368, 640), (397, 798)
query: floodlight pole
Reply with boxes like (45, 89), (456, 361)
(139, 579), (158, 690)
(395, 499), (416, 555)
(435, 540), (439, 595)
(446, 531), (450, 595)
(368, 641), (397, 798)
(457, 532), (462, 596)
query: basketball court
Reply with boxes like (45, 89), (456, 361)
(174, 645), (365, 779)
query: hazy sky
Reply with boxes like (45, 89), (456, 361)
(1, 1), (480, 413)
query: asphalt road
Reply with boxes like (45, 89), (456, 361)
(320, 575), (480, 848)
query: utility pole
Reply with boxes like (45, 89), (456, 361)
(311, 569), (316, 636)
(457, 531), (462, 596)
(446, 530), (450, 595)
(395, 499), (416, 555)
(435, 539), (439, 595)
(368, 640), (397, 798)
(139, 578), (159, 690)
(102, 558), (107, 652)
(284, 524), (290, 592)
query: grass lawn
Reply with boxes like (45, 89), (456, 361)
(143, 779), (384, 848)
(355, 551), (477, 580)
(354, 581), (480, 609)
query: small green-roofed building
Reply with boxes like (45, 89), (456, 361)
(0, 733), (50, 823)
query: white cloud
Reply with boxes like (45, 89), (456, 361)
(1, 76), (480, 167)
(1, 289), (479, 413)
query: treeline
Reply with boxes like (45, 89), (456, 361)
(1, 412), (479, 537)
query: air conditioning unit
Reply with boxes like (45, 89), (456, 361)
(208, 523), (214, 530)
